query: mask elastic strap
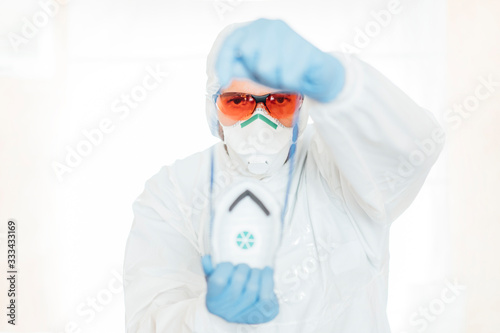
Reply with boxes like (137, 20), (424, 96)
(208, 144), (215, 255)
(279, 102), (300, 242)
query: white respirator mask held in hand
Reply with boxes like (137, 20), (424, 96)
(210, 179), (282, 269)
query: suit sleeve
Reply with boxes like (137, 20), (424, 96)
(306, 52), (445, 226)
(123, 166), (214, 332)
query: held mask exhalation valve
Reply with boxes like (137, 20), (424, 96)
(211, 180), (282, 269)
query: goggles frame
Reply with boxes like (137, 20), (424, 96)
(212, 91), (304, 124)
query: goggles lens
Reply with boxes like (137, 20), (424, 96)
(216, 92), (303, 125)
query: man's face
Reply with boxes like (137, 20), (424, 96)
(217, 79), (295, 127)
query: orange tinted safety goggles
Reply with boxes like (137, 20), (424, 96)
(214, 92), (303, 125)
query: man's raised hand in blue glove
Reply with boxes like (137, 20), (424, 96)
(215, 18), (346, 103)
(201, 254), (279, 324)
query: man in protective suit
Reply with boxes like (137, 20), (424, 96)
(123, 19), (445, 332)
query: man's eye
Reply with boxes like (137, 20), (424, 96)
(270, 95), (290, 104)
(229, 97), (244, 104)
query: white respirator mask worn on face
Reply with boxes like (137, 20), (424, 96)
(220, 107), (293, 177)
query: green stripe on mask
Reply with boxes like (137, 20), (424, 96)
(240, 114), (278, 129)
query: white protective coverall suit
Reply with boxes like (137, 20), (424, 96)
(123, 26), (445, 333)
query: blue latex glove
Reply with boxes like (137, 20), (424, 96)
(201, 254), (279, 324)
(215, 18), (346, 103)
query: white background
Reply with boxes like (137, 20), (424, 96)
(0, 0), (499, 332)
